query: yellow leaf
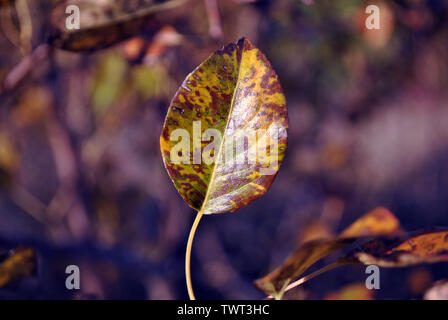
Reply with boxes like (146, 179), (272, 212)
(340, 207), (402, 238)
(0, 246), (36, 288)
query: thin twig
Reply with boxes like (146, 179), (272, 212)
(15, 0), (33, 54)
(1, 43), (50, 94)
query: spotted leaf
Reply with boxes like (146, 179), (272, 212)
(160, 38), (288, 215)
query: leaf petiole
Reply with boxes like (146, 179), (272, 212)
(269, 261), (350, 300)
(185, 210), (204, 300)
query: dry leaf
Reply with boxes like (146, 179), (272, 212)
(0, 246), (36, 287)
(254, 237), (355, 298)
(340, 207), (402, 238)
(48, 0), (187, 51)
(255, 207), (402, 298)
(340, 229), (448, 267)
(160, 38), (288, 215)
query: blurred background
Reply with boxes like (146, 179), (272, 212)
(0, 0), (448, 300)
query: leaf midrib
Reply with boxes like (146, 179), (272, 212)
(198, 44), (245, 214)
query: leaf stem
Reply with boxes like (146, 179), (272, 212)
(285, 262), (342, 292)
(267, 261), (349, 300)
(185, 210), (204, 300)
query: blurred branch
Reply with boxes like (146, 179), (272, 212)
(9, 184), (47, 223)
(0, 3), (20, 47)
(15, 0), (32, 54)
(0, 44), (50, 95)
(45, 66), (94, 240)
(204, 0), (223, 40)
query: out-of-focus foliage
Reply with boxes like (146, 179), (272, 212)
(340, 207), (402, 238)
(424, 280), (448, 300)
(255, 207), (403, 298)
(48, 0), (187, 51)
(324, 282), (374, 300)
(0, 0), (448, 299)
(256, 208), (448, 299)
(0, 0), (13, 8)
(0, 246), (36, 287)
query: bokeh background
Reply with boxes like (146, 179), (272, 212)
(0, 0), (448, 299)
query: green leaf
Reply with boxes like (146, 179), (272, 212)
(160, 38), (288, 215)
(92, 52), (127, 113)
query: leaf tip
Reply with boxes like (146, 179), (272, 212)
(236, 37), (255, 50)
